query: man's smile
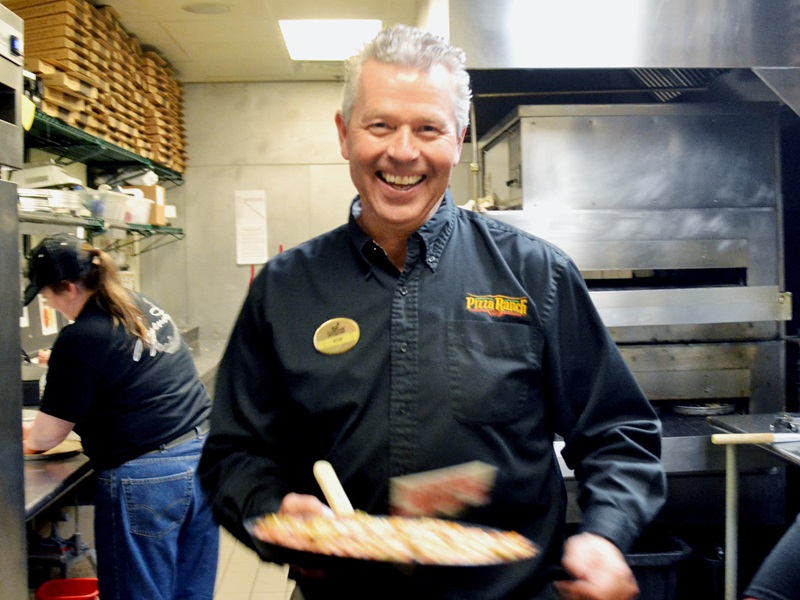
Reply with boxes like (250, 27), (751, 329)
(378, 171), (425, 190)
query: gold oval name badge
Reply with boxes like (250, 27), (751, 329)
(313, 318), (360, 355)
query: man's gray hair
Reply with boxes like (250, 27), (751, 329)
(340, 24), (472, 134)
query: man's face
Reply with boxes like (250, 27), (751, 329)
(336, 60), (465, 236)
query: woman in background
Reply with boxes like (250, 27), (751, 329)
(22, 232), (218, 600)
(743, 513), (800, 600)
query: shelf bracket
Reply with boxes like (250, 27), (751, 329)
(101, 227), (185, 256)
(130, 232), (185, 256)
(44, 144), (110, 167)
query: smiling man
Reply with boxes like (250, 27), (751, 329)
(199, 24), (666, 600)
(335, 58), (465, 270)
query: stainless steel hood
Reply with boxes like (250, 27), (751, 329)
(441, 0), (800, 118)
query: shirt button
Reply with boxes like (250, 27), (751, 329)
(400, 288), (408, 296)
(427, 256), (436, 264)
(399, 342), (408, 353)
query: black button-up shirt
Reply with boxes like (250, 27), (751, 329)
(200, 191), (665, 599)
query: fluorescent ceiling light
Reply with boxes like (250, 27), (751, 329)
(279, 19), (382, 61)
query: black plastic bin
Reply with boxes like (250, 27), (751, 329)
(626, 531), (692, 600)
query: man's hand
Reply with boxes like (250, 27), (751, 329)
(553, 532), (639, 600)
(278, 493), (335, 517)
(278, 493), (334, 581)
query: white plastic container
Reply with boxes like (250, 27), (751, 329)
(123, 195), (153, 224)
(99, 192), (129, 223)
(79, 189), (127, 222)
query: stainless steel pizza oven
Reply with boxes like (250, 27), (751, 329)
(483, 103), (791, 470)
(0, 3), (23, 170)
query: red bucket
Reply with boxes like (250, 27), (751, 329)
(35, 578), (99, 600)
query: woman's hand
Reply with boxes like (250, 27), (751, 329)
(554, 532), (639, 600)
(21, 420), (35, 452)
(22, 419), (44, 455)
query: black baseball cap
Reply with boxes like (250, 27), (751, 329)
(23, 233), (92, 306)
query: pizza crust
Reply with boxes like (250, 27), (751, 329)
(250, 511), (538, 566)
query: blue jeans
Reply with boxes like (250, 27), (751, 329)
(95, 434), (220, 600)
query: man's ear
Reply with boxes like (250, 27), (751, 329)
(335, 111), (350, 161)
(453, 126), (467, 166)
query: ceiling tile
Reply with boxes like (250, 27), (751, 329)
(85, 0), (422, 82)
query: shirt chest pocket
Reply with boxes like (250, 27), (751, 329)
(446, 320), (541, 424)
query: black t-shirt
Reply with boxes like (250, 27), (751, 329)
(40, 292), (211, 469)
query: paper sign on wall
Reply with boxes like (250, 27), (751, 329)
(38, 297), (58, 336)
(234, 190), (268, 265)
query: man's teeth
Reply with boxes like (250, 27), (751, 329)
(382, 173), (423, 186)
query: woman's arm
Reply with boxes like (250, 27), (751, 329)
(22, 412), (75, 454)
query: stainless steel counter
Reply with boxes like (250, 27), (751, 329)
(192, 337), (227, 394)
(708, 412), (800, 468)
(24, 453), (92, 519)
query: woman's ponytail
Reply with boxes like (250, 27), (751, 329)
(81, 245), (149, 344)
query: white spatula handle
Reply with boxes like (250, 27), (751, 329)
(711, 432), (800, 445)
(313, 460), (355, 516)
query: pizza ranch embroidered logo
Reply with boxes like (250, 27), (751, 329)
(465, 294), (529, 318)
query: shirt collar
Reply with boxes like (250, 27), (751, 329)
(416, 190), (456, 272)
(347, 191), (457, 274)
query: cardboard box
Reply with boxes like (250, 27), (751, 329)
(24, 57), (59, 75)
(42, 70), (99, 99)
(24, 12), (84, 31)
(4, 0), (84, 20)
(149, 203), (166, 226)
(43, 86), (85, 111)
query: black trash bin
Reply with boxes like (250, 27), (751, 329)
(626, 531), (692, 600)
(675, 542), (725, 600)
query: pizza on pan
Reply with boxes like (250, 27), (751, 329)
(250, 511), (538, 566)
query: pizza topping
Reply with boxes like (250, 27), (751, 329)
(250, 511), (538, 566)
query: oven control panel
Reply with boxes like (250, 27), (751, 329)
(0, 12), (22, 67)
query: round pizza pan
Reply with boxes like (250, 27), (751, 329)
(244, 514), (539, 570)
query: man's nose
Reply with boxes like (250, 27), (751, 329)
(387, 128), (420, 161)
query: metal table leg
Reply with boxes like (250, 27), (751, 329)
(725, 444), (739, 600)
